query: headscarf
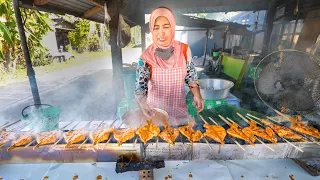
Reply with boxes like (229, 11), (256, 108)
(141, 7), (186, 69)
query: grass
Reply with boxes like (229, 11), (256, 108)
(0, 50), (111, 87)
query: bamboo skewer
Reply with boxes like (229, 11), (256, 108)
(198, 115), (214, 150)
(7, 117), (57, 151)
(25, 118), (65, 148)
(249, 113), (320, 146)
(268, 115), (320, 146)
(247, 113), (304, 152)
(0, 121), (34, 149)
(33, 121), (74, 150)
(237, 112), (263, 126)
(226, 117), (275, 152)
(1, 120), (21, 130)
(208, 117), (218, 125)
(49, 121), (82, 151)
(93, 119), (117, 146)
(133, 137), (138, 148)
(78, 119), (107, 149)
(0, 122), (9, 129)
(216, 115), (245, 151)
(104, 118), (138, 148)
(64, 119), (93, 148)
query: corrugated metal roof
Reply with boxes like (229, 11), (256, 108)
(19, 0), (271, 26)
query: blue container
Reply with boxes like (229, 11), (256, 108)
(122, 68), (136, 100)
(21, 104), (61, 131)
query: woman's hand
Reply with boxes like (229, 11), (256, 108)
(193, 94), (204, 112)
(137, 96), (155, 118)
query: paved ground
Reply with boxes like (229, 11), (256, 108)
(0, 48), (141, 124)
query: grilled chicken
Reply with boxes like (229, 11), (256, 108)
(0, 130), (11, 147)
(261, 119), (303, 140)
(0, 131), (10, 147)
(244, 120), (278, 144)
(113, 128), (136, 146)
(178, 121), (203, 144)
(90, 127), (115, 145)
(136, 120), (160, 144)
(203, 123), (226, 145)
(289, 116), (320, 139)
(159, 121), (179, 145)
(36, 131), (60, 145)
(227, 123), (255, 146)
(7, 133), (33, 151)
(63, 130), (88, 148)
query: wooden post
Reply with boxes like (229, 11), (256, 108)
(107, 0), (123, 79)
(202, 29), (209, 66)
(141, 24), (146, 52)
(12, 0), (41, 105)
(290, 13), (299, 48)
(261, 0), (277, 56)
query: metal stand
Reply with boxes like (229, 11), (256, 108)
(12, 0), (41, 105)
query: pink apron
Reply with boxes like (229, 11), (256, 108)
(146, 63), (189, 125)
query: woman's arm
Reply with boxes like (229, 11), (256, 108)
(135, 59), (154, 117)
(134, 59), (150, 99)
(184, 47), (204, 112)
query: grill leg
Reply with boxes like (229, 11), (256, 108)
(139, 169), (153, 180)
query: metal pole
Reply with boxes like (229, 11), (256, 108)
(12, 0), (41, 105)
(290, 13), (299, 48)
(107, 0), (123, 79)
(141, 24), (146, 52)
(202, 29), (209, 66)
(261, 0), (277, 56)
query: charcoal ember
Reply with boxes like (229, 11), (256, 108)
(115, 160), (165, 173)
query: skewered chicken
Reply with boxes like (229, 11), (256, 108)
(159, 121), (179, 145)
(243, 120), (278, 144)
(63, 130), (88, 148)
(261, 119), (303, 140)
(0, 130), (11, 147)
(36, 131), (60, 145)
(113, 128), (136, 146)
(203, 123), (226, 145)
(227, 123), (255, 146)
(90, 127), (115, 145)
(289, 116), (320, 139)
(178, 121), (203, 144)
(7, 133), (33, 151)
(136, 120), (160, 144)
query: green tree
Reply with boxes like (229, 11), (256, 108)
(0, 0), (52, 72)
(67, 19), (90, 53)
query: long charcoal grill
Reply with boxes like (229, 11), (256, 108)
(1, 119), (320, 164)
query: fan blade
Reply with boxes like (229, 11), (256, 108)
(256, 62), (282, 94)
(280, 88), (315, 111)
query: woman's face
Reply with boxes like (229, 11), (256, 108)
(152, 16), (173, 47)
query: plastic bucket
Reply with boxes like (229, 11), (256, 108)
(21, 104), (61, 131)
(213, 51), (220, 57)
(122, 68), (136, 100)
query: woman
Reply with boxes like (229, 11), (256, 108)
(135, 7), (204, 124)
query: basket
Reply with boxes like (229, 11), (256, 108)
(21, 104), (61, 131)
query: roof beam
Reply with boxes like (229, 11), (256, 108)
(83, 6), (103, 18)
(33, 0), (50, 5)
(141, 0), (269, 13)
(88, 0), (104, 8)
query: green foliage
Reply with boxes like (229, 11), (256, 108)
(67, 19), (90, 53)
(88, 34), (100, 52)
(129, 25), (141, 46)
(0, 0), (52, 71)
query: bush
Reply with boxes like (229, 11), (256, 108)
(31, 48), (51, 67)
(88, 35), (101, 52)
